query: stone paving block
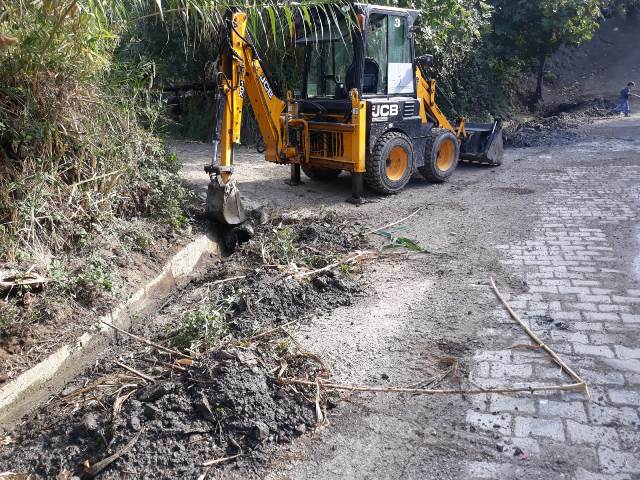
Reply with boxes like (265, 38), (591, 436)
(604, 359), (640, 374)
(514, 416), (565, 441)
(599, 305), (631, 313)
(490, 362), (533, 379)
(624, 373), (640, 385)
(466, 411), (513, 436)
(583, 312), (621, 322)
(598, 447), (640, 474)
(587, 403), (640, 426)
(608, 390), (640, 406)
(474, 350), (512, 363)
(578, 294), (612, 304)
(578, 368), (626, 386)
(553, 311), (583, 321)
(573, 343), (615, 358)
(620, 314), (640, 323)
(559, 286), (592, 294)
(572, 280), (603, 287)
(573, 322), (604, 331)
(538, 400), (588, 422)
(566, 420), (619, 447)
(568, 303), (599, 312)
(612, 296), (640, 304)
(490, 396), (537, 415)
(617, 429), (640, 450)
(614, 346), (640, 360)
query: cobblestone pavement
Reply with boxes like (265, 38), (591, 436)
(464, 141), (640, 479)
(177, 118), (640, 480)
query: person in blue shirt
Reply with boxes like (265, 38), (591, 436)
(614, 81), (639, 117)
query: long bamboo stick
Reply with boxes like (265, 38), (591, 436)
(276, 378), (586, 395)
(489, 277), (589, 398)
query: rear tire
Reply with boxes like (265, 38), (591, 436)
(301, 164), (341, 181)
(365, 131), (414, 194)
(419, 128), (459, 183)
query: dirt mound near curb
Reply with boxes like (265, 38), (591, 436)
(0, 210), (367, 479)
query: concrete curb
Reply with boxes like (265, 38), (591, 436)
(0, 233), (220, 420)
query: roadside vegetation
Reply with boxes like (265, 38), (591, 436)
(0, 0), (638, 375)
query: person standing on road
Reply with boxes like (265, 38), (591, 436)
(613, 81), (639, 117)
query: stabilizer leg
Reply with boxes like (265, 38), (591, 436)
(288, 164), (302, 186)
(347, 172), (364, 205)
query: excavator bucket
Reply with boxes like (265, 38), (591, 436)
(206, 174), (247, 225)
(460, 120), (504, 166)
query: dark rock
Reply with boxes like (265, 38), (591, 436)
(139, 382), (175, 403)
(143, 404), (161, 420)
(250, 422), (270, 442)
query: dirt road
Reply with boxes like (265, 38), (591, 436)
(177, 113), (640, 479)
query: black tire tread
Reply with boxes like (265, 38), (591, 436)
(419, 128), (459, 183)
(365, 131), (413, 194)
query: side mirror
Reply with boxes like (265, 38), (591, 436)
(415, 54), (434, 66)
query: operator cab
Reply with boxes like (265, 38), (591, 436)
(296, 4), (420, 116)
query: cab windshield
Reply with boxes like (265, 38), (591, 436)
(299, 22), (354, 99)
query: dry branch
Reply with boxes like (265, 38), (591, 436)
(490, 277), (589, 398)
(85, 429), (143, 477)
(201, 454), (241, 467)
(114, 361), (155, 383)
(275, 378), (586, 396)
(291, 250), (377, 280)
(365, 207), (424, 235)
(101, 321), (193, 360)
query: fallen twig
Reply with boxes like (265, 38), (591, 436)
(208, 275), (247, 287)
(201, 454), (241, 467)
(276, 378), (586, 395)
(291, 250), (377, 280)
(114, 361), (155, 383)
(490, 277), (590, 398)
(365, 207), (424, 235)
(85, 429), (143, 477)
(101, 321), (193, 360)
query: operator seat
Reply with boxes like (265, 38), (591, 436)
(362, 58), (380, 94)
(345, 57), (380, 95)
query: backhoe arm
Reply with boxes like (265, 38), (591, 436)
(215, 11), (286, 171)
(207, 11), (288, 225)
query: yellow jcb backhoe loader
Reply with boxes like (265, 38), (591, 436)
(206, 4), (503, 225)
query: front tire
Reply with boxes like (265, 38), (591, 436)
(419, 128), (459, 183)
(365, 131), (414, 194)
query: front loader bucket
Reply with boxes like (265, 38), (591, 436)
(460, 120), (504, 166)
(206, 176), (247, 225)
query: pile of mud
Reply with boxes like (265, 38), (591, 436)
(176, 210), (366, 335)
(0, 210), (365, 479)
(505, 98), (616, 148)
(505, 114), (583, 148)
(0, 343), (324, 478)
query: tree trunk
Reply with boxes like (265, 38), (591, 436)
(535, 54), (546, 102)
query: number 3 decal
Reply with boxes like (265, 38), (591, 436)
(394, 18), (401, 28)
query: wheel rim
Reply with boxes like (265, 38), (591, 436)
(436, 139), (456, 172)
(386, 146), (409, 181)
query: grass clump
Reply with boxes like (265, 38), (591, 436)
(170, 292), (241, 352)
(0, 2), (193, 263)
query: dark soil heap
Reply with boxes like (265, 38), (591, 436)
(0, 211), (367, 479)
